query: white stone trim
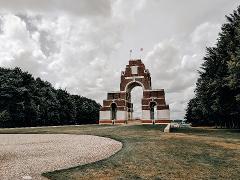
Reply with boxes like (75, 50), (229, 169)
(157, 110), (170, 120)
(124, 81), (145, 91)
(125, 76), (144, 79)
(142, 110), (150, 120)
(100, 111), (111, 120)
(164, 123), (171, 133)
(116, 111), (127, 120)
(108, 91), (121, 93)
(142, 97), (164, 100)
(144, 89), (164, 91)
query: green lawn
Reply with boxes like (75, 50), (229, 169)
(0, 125), (240, 180)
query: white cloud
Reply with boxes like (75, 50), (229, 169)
(0, 14), (46, 74)
(144, 22), (221, 119)
(191, 22), (221, 48)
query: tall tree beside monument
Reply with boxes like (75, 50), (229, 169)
(185, 6), (240, 128)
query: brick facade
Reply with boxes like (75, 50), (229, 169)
(99, 59), (171, 125)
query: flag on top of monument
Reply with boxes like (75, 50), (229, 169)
(130, 49), (132, 53)
(140, 48), (143, 51)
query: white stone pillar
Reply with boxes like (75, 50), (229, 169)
(99, 111), (112, 124)
(116, 111), (127, 120)
(100, 111), (111, 120)
(157, 109), (170, 120)
(142, 110), (150, 120)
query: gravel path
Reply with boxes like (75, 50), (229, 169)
(0, 134), (122, 180)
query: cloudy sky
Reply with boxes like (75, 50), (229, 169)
(0, 0), (239, 119)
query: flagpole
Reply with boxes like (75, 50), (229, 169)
(140, 48), (143, 60)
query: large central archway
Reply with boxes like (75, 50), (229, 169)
(99, 59), (170, 125)
(131, 86), (143, 119)
(125, 82), (144, 120)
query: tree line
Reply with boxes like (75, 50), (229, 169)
(0, 67), (101, 128)
(185, 6), (240, 128)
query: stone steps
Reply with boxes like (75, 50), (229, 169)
(127, 120), (142, 125)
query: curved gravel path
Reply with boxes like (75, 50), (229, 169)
(0, 134), (122, 180)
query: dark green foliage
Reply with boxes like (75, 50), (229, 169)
(185, 6), (240, 128)
(71, 95), (100, 124)
(0, 110), (11, 128)
(0, 67), (101, 128)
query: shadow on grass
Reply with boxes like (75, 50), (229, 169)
(171, 127), (240, 139)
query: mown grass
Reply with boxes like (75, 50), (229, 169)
(0, 125), (240, 179)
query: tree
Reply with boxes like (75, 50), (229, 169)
(0, 67), (101, 128)
(185, 6), (240, 129)
(57, 89), (76, 125)
(0, 110), (12, 128)
(72, 95), (100, 124)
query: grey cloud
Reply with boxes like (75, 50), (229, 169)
(0, 16), (3, 33)
(39, 31), (59, 57)
(16, 14), (39, 32)
(0, 0), (112, 17)
(12, 51), (45, 75)
(17, 14), (59, 57)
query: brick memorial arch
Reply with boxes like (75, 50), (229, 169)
(99, 59), (171, 125)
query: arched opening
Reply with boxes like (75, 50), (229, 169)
(125, 81), (144, 120)
(131, 86), (143, 120)
(150, 101), (157, 122)
(125, 81), (145, 93)
(110, 103), (117, 121)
